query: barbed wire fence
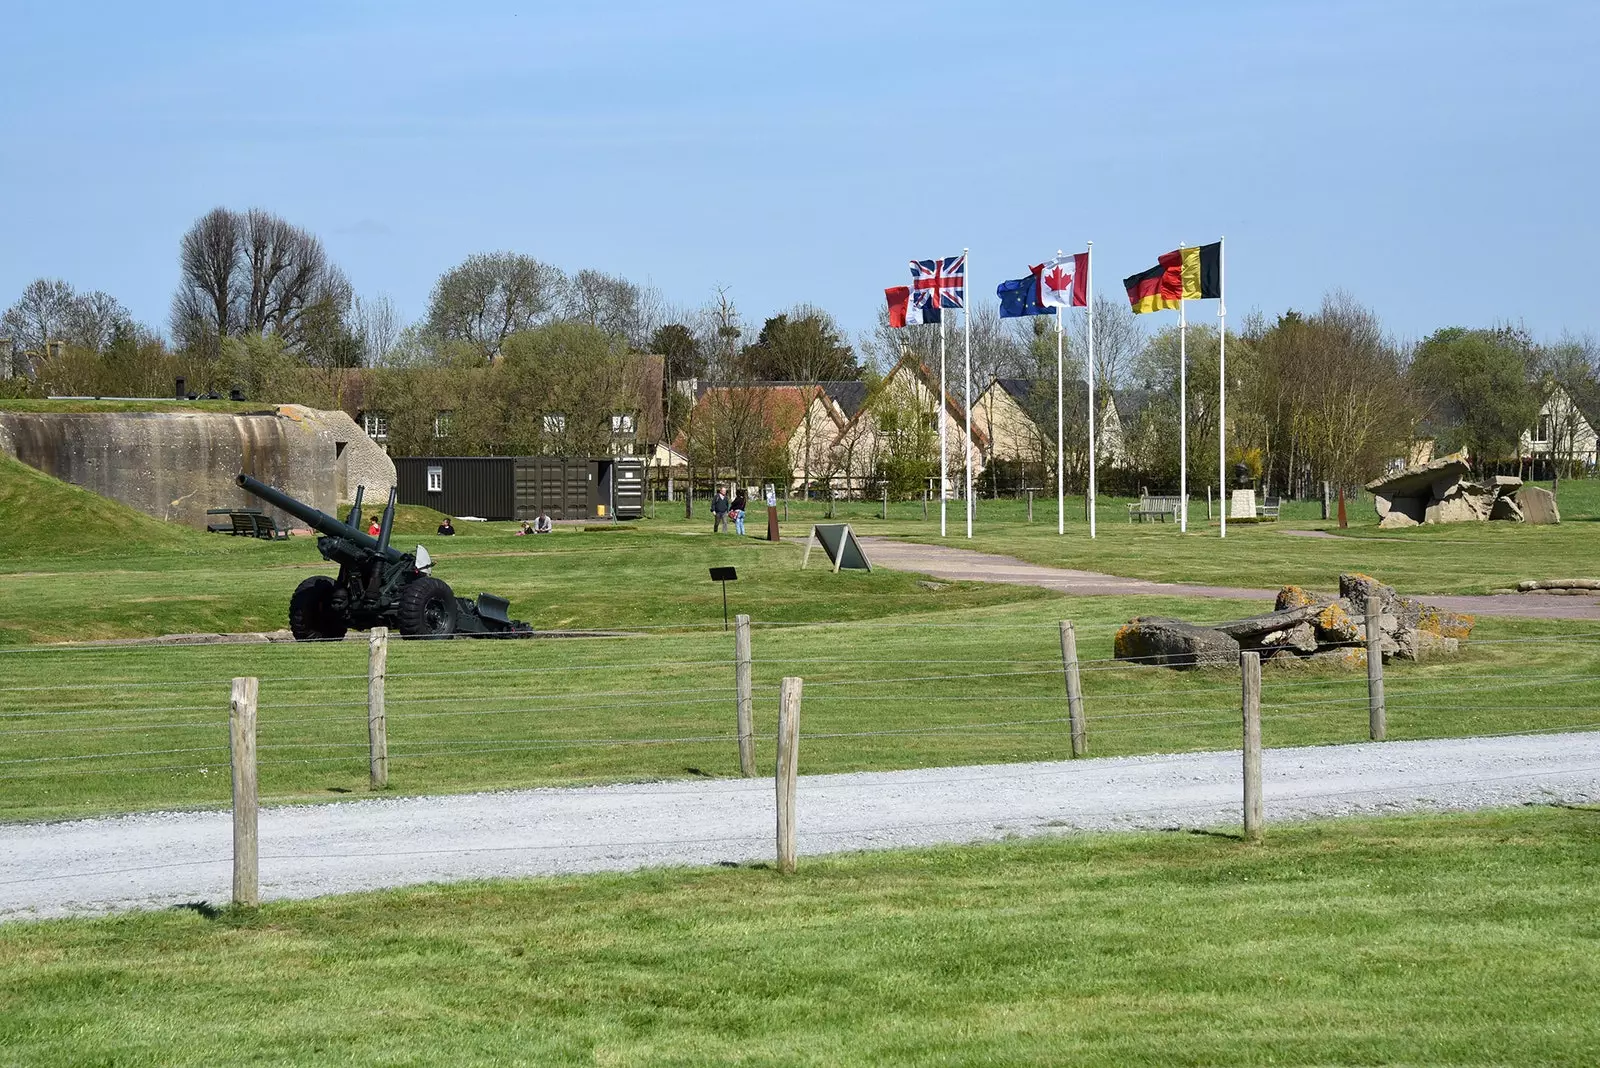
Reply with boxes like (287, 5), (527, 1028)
(3, 616), (1600, 907)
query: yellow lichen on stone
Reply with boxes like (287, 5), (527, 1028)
(1276, 585), (1316, 610)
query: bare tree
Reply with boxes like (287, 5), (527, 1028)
(171, 206), (349, 354)
(2, 279), (76, 364)
(563, 268), (641, 341)
(426, 252), (565, 360)
(352, 293), (405, 367)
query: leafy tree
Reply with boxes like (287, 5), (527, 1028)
(563, 269), (641, 342)
(649, 323), (704, 383)
(425, 252), (564, 361)
(737, 309), (860, 382)
(1531, 332), (1600, 476)
(1410, 325), (1539, 465)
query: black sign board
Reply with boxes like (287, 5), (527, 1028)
(709, 566), (738, 628)
(800, 523), (872, 572)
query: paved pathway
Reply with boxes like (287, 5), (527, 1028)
(859, 537), (1600, 621)
(4, 734), (1598, 921)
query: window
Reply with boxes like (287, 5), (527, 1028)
(362, 411), (388, 441)
(1536, 414), (1551, 444)
(611, 413), (636, 435)
(433, 411), (452, 439)
(543, 413), (566, 435)
(426, 466), (443, 493)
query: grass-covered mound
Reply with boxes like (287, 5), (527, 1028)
(0, 452), (208, 559)
(2, 807), (1596, 1065)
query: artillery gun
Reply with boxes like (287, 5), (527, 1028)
(236, 473), (532, 640)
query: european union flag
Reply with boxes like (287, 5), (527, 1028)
(997, 274), (1056, 318)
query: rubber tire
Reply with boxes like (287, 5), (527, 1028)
(289, 576), (348, 642)
(397, 576), (458, 639)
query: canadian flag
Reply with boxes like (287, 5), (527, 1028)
(1040, 252), (1089, 308)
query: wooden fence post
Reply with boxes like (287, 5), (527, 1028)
(1240, 652), (1263, 843)
(230, 676), (260, 907)
(735, 614), (756, 777)
(1365, 604), (1387, 741)
(1059, 621), (1086, 757)
(368, 626), (389, 789)
(775, 676), (802, 874)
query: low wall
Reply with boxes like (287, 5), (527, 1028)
(0, 408), (395, 530)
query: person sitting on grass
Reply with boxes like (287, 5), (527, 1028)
(533, 511), (553, 534)
(367, 518), (381, 537)
(436, 517), (455, 536)
(516, 520), (533, 536)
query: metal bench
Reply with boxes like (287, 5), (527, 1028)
(1261, 496), (1281, 520)
(206, 508), (290, 540)
(1127, 495), (1183, 522)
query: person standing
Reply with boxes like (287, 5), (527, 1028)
(712, 487), (729, 533)
(730, 488), (747, 536)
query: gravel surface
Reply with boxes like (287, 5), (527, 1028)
(4, 732), (1599, 922)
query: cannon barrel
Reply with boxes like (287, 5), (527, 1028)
(235, 473), (405, 562)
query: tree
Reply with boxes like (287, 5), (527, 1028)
(562, 268), (640, 341)
(352, 293), (405, 368)
(2, 278), (133, 375)
(1532, 332), (1600, 477)
(737, 308), (861, 382)
(170, 206), (350, 355)
(425, 252), (564, 360)
(1410, 324), (1539, 466)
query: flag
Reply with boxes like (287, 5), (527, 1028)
(1181, 241), (1223, 301)
(885, 285), (939, 327)
(1040, 252), (1089, 308)
(1123, 242), (1222, 313)
(997, 267), (1055, 318)
(910, 254), (966, 310)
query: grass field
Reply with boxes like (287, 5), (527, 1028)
(5, 455), (1600, 821)
(5, 598), (1597, 822)
(3, 806), (1598, 1065)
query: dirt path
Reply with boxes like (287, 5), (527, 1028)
(3, 733), (1597, 922)
(859, 538), (1600, 621)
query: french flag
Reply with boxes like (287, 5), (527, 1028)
(884, 285), (940, 328)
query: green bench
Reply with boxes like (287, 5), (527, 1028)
(206, 508), (290, 540)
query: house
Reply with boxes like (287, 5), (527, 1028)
(676, 384), (827, 483)
(829, 355), (987, 495)
(1520, 384), (1599, 470)
(970, 378), (1131, 470)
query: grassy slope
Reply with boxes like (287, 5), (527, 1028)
(3, 807), (1598, 1066)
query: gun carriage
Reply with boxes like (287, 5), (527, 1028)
(236, 473), (531, 640)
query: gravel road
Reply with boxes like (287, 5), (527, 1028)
(4, 732), (1598, 922)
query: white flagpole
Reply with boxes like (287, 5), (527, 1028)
(1178, 242), (1188, 534)
(1055, 250), (1065, 536)
(1086, 241), (1096, 540)
(1218, 236), (1227, 540)
(963, 248), (973, 539)
(939, 312), (948, 537)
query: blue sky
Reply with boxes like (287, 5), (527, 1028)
(2, 0), (1595, 348)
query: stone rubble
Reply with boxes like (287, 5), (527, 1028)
(1364, 450), (1559, 526)
(1113, 572), (1473, 670)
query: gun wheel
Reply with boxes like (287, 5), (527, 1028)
(397, 576), (458, 639)
(289, 576), (348, 642)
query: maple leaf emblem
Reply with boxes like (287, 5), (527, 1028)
(1044, 265), (1071, 292)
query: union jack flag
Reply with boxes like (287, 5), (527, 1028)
(910, 254), (966, 310)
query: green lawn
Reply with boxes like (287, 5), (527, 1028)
(674, 480), (1600, 595)
(3, 806), (1598, 1066)
(5, 597), (1597, 822)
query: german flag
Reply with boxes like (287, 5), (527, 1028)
(1123, 241), (1222, 313)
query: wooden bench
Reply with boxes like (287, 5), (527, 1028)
(206, 508), (290, 540)
(1127, 495), (1183, 523)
